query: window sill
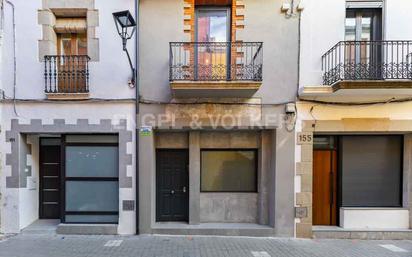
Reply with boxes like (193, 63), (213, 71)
(46, 93), (90, 100)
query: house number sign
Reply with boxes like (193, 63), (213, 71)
(297, 132), (313, 145)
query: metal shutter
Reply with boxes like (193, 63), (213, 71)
(340, 136), (402, 207)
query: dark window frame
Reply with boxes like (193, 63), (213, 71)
(200, 148), (258, 193)
(345, 8), (382, 41)
(61, 136), (120, 224)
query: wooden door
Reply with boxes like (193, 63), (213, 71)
(57, 33), (87, 93)
(39, 141), (61, 219)
(156, 150), (189, 222)
(313, 150), (337, 226)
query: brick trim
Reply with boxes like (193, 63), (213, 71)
(183, 0), (245, 41)
(295, 119), (412, 237)
(295, 120), (315, 238)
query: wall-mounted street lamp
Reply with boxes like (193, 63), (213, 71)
(113, 10), (137, 87)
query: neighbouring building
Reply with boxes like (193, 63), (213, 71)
(0, 0), (137, 235)
(0, 0), (301, 237)
(296, 0), (412, 239)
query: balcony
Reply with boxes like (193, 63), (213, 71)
(44, 55), (90, 100)
(300, 40), (412, 102)
(169, 42), (263, 98)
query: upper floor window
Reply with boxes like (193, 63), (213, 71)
(58, 33), (87, 56)
(322, 2), (412, 84)
(45, 16), (90, 95)
(345, 8), (382, 41)
(169, 2), (263, 85)
(195, 7), (231, 80)
(196, 8), (230, 43)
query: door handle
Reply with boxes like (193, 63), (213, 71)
(170, 190), (175, 195)
(183, 187), (187, 193)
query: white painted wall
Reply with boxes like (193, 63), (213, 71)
(1, 0), (136, 100)
(299, 0), (412, 88)
(0, 102), (136, 234)
(19, 135), (39, 230)
(384, 0), (412, 40)
(340, 208), (409, 229)
(299, 0), (346, 87)
(0, 0), (138, 234)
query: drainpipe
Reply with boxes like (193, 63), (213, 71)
(134, 0), (140, 235)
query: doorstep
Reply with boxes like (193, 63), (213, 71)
(22, 219), (60, 235)
(312, 226), (412, 240)
(151, 222), (274, 237)
(56, 224), (118, 235)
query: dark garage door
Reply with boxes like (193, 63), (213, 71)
(340, 135), (403, 207)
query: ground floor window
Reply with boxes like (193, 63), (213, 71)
(63, 135), (119, 223)
(200, 149), (257, 192)
(340, 135), (403, 207)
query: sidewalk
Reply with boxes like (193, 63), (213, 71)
(0, 234), (411, 257)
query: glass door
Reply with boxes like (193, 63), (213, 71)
(63, 136), (119, 224)
(345, 9), (382, 79)
(196, 8), (230, 80)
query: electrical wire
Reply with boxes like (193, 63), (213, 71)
(3, 96), (412, 107)
(298, 96), (412, 106)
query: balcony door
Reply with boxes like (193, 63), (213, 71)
(57, 33), (88, 93)
(195, 8), (231, 80)
(345, 9), (382, 79)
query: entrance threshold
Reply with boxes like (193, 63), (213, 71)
(22, 219), (60, 235)
(56, 224), (118, 235)
(152, 222), (274, 237)
(312, 226), (412, 240)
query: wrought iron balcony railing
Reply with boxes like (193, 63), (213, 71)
(44, 55), (90, 94)
(169, 42), (263, 82)
(322, 40), (412, 85)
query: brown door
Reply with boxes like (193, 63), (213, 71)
(313, 150), (337, 226)
(57, 33), (87, 92)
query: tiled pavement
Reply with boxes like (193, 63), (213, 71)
(0, 234), (411, 257)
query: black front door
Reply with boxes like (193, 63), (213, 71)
(39, 139), (61, 219)
(156, 149), (189, 222)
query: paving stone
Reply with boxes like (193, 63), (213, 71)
(0, 234), (411, 257)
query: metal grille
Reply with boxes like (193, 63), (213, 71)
(322, 40), (412, 85)
(122, 200), (135, 211)
(169, 42), (263, 81)
(44, 55), (90, 93)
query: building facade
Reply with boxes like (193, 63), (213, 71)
(4, 0), (410, 240)
(0, 0), (300, 237)
(0, 0), (137, 235)
(296, 0), (412, 239)
(137, 0), (298, 236)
